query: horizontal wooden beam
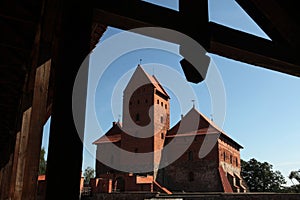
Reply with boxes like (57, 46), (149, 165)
(235, 0), (300, 47)
(94, 0), (180, 30)
(209, 22), (300, 77)
(93, 2), (300, 77)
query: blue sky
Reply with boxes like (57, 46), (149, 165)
(42, 0), (300, 185)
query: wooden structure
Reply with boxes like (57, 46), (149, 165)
(0, 0), (299, 199)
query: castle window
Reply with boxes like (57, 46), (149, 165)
(188, 151), (193, 161)
(160, 116), (163, 123)
(161, 133), (164, 139)
(157, 99), (159, 104)
(137, 100), (140, 104)
(161, 102), (163, 107)
(188, 172), (194, 182)
(136, 113), (140, 121)
(165, 104), (167, 109)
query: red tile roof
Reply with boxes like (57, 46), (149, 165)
(166, 107), (243, 149)
(93, 122), (123, 144)
(139, 65), (169, 98)
(38, 175), (46, 181)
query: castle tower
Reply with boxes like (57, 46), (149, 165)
(121, 65), (170, 177)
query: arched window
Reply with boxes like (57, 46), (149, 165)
(188, 172), (194, 182)
(188, 151), (193, 161)
(136, 113), (140, 121)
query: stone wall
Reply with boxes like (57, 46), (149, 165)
(82, 193), (300, 200)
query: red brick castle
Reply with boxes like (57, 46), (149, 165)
(93, 65), (247, 193)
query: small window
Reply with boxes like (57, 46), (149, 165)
(137, 100), (140, 104)
(188, 151), (193, 161)
(136, 113), (140, 121)
(236, 157), (239, 167)
(160, 116), (163, 123)
(223, 152), (226, 161)
(157, 99), (159, 104)
(188, 172), (194, 182)
(161, 102), (163, 107)
(230, 155), (233, 164)
(165, 104), (167, 109)
(161, 133), (164, 139)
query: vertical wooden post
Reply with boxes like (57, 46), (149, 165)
(13, 108), (32, 199)
(21, 60), (51, 199)
(45, 1), (92, 199)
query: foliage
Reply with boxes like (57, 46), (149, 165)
(289, 170), (300, 184)
(241, 158), (286, 192)
(39, 147), (47, 175)
(83, 166), (95, 185)
(282, 169), (300, 193)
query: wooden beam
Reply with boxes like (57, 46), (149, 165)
(45, 1), (92, 199)
(94, 0), (180, 30)
(12, 107), (32, 200)
(235, 0), (300, 47)
(209, 22), (300, 77)
(0, 17), (36, 51)
(21, 60), (51, 199)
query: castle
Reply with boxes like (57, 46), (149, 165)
(93, 65), (247, 193)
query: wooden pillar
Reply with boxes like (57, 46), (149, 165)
(45, 1), (92, 199)
(12, 108), (32, 199)
(21, 60), (51, 199)
(179, 0), (209, 48)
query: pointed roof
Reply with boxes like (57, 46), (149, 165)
(93, 122), (122, 144)
(124, 65), (169, 98)
(166, 107), (243, 149)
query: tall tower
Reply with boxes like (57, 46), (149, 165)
(121, 65), (170, 178)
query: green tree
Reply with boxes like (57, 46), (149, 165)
(283, 170), (300, 193)
(83, 167), (95, 185)
(39, 147), (47, 175)
(241, 158), (286, 192)
(289, 170), (300, 184)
